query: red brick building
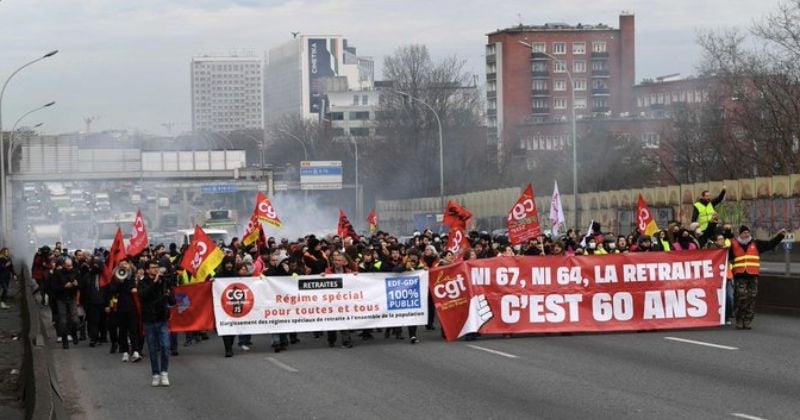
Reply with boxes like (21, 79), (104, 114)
(486, 13), (636, 159)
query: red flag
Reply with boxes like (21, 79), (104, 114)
(506, 184), (542, 245)
(636, 194), (660, 237)
(445, 226), (470, 261)
(254, 192), (282, 228)
(443, 200), (472, 229)
(127, 209), (149, 256)
(367, 209), (378, 234)
(99, 228), (126, 288)
(180, 226), (224, 281)
(337, 209), (359, 241)
(169, 282), (215, 333)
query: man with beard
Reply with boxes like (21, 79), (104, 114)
(52, 258), (81, 349)
(729, 226), (785, 330)
(692, 187), (726, 233)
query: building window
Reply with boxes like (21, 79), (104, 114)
(532, 61), (547, 72)
(592, 41), (607, 52)
(532, 79), (548, 91)
(554, 79), (566, 91)
(593, 79), (608, 89)
(552, 42), (566, 54)
(486, 63), (496, 73)
(553, 61), (566, 73)
(532, 42), (546, 52)
(573, 60), (586, 73)
(593, 97), (608, 109)
(487, 81), (497, 92)
(573, 42), (586, 55)
(592, 60), (607, 71)
(332, 128), (345, 137)
(575, 97), (587, 109)
(574, 79), (587, 91)
(362, 95), (369, 105)
(533, 98), (548, 109)
(641, 132), (660, 148)
(488, 99), (497, 110)
(349, 111), (370, 120)
(350, 127), (369, 137)
(353, 95), (359, 105)
(553, 97), (567, 109)
(329, 112), (345, 121)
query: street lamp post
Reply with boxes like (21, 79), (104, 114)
(518, 41), (579, 230)
(8, 101), (55, 174)
(394, 90), (445, 212)
(350, 136), (360, 225)
(0, 49), (59, 242)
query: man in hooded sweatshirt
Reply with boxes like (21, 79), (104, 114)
(728, 226), (785, 330)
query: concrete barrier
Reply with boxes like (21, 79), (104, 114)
(756, 274), (800, 316)
(20, 265), (67, 420)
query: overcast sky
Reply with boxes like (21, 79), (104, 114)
(0, 0), (784, 135)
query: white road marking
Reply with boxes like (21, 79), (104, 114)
(266, 357), (299, 372)
(466, 344), (519, 359)
(731, 412), (768, 420)
(664, 337), (738, 351)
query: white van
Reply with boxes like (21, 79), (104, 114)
(176, 228), (230, 248)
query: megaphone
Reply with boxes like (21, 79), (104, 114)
(114, 265), (131, 282)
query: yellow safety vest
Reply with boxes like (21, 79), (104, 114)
(660, 240), (671, 252)
(693, 201), (715, 232)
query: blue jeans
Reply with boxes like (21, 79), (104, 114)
(144, 321), (170, 375)
(726, 280), (735, 319)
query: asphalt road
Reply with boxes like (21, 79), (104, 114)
(48, 310), (800, 420)
(760, 261), (800, 275)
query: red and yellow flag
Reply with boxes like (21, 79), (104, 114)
(636, 194), (660, 237)
(506, 184), (542, 246)
(181, 226), (224, 282)
(255, 192), (282, 228)
(242, 213), (261, 247)
(127, 209), (149, 256)
(367, 209), (378, 234)
(100, 228), (126, 288)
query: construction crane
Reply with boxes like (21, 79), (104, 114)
(83, 116), (100, 133)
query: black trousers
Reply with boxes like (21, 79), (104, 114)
(85, 303), (106, 342)
(116, 310), (139, 353)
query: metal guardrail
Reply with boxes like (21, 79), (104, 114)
(20, 263), (67, 420)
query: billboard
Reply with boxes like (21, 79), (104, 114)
(308, 38), (335, 114)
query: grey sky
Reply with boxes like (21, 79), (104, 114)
(0, 0), (783, 135)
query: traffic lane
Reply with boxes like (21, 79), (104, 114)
(473, 320), (800, 418)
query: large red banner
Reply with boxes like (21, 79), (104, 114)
(169, 282), (215, 333)
(430, 250), (727, 341)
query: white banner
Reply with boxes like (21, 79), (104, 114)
(212, 271), (429, 336)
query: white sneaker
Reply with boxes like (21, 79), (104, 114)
(131, 351), (142, 362)
(151, 374), (160, 387)
(67, 335), (73, 343)
(239, 344), (250, 351)
(160, 372), (169, 387)
(121, 352), (130, 362)
(0, 302), (10, 309)
(57, 336), (62, 343)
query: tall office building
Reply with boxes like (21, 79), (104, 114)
(264, 35), (374, 124)
(190, 52), (263, 132)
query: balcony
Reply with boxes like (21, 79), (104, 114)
(486, 72), (496, 81)
(592, 106), (610, 113)
(532, 107), (550, 115)
(592, 87), (610, 95)
(531, 89), (550, 97)
(531, 52), (549, 61)
(591, 69), (610, 77)
(532, 70), (549, 78)
(591, 51), (609, 58)
(486, 54), (496, 63)
(487, 108), (497, 116)
(487, 90), (497, 99)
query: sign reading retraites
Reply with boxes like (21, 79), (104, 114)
(213, 271), (428, 335)
(300, 161), (343, 190)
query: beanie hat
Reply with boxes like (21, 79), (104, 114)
(739, 225), (750, 234)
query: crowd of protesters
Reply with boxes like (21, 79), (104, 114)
(17, 188), (786, 387)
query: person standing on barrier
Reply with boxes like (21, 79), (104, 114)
(0, 248), (14, 309)
(52, 258), (80, 349)
(139, 261), (175, 387)
(729, 226), (785, 330)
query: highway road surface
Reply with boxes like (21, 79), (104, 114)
(46, 310), (800, 420)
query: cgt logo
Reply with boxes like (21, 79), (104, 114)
(220, 283), (254, 318)
(433, 274), (467, 300)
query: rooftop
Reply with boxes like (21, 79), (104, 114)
(488, 22), (617, 36)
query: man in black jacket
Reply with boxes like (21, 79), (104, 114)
(78, 255), (105, 347)
(139, 261), (175, 387)
(52, 258), (80, 349)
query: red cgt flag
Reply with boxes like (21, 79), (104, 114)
(169, 282), (215, 333)
(127, 209), (149, 256)
(445, 226), (470, 261)
(443, 200), (472, 229)
(255, 192), (282, 228)
(100, 228), (126, 288)
(506, 184), (542, 246)
(180, 226), (224, 282)
(367, 209), (378, 234)
(337, 209), (359, 241)
(636, 194), (660, 237)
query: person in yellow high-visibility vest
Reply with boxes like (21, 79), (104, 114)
(728, 225), (786, 330)
(692, 187), (726, 233)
